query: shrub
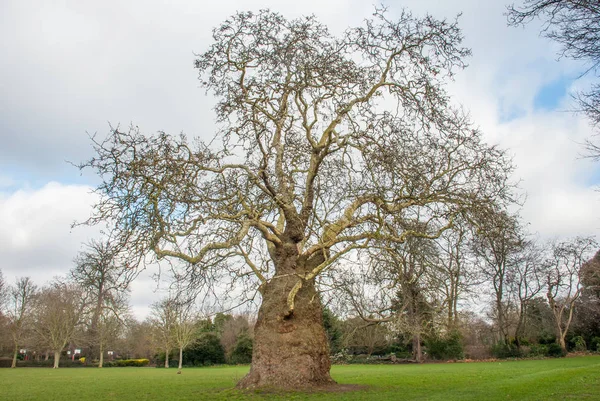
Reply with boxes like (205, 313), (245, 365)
(425, 332), (464, 360)
(228, 334), (253, 364)
(491, 343), (522, 359)
(182, 333), (226, 366)
(546, 343), (567, 358)
(571, 336), (587, 352)
(15, 359), (88, 368)
(104, 359), (150, 367)
(590, 336), (600, 352)
(528, 344), (548, 357)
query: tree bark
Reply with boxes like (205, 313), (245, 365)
(178, 347), (183, 374)
(237, 270), (334, 389)
(99, 344), (104, 368)
(559, 334), (567, 352)
(11, 346), (18, 368)
(53, 351), (60, 368)
(164, 348), (169, 368)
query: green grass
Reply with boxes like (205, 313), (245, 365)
(1, 356), (600, 400)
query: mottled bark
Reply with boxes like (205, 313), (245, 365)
(164, 348), (169, 368)
(11, 347), (18, 368)
(99, 344), (104, 368)
(53, 351), (60, 368)
(177, 347), (183, 374)
(237, 252), (334, 389)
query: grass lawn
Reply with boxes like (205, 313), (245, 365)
(1, 356), (599, 400)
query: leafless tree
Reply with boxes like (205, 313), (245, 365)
(507, 1), (600, 157)
(70, 239), (135, 367)
(33, 282), (86, 368)
(544, 236), (597, 352)
(148, 297), (177, 369)
(472, 209), (524, 344)
(6, 277), (37, 368)
(342, 317), (391, 357)
(509, 240), (545, 348)
(0, 269), (6, 310)
(220, 315), (252, 360)
(79, 8), (514, 388)
(433, 224), (479, 331)
(171, 298), (198, 374)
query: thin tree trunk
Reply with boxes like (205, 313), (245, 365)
(177, 347), (183, 374)
(53, 351), (60, 368)
(99, 343), (104, 368)
(414, 333), (422, 363)
(11, 346), (18, 368)
(164, 348), (169, 368)
(237, 266), (334, 389)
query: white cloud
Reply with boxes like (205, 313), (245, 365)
(2, 0), (600, 318)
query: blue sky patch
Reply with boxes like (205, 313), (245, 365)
(533, 75), (573, 111)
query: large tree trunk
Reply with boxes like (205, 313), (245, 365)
(237, 271), (334, 389)
(164, 348), (169, 368)
(53, 351), (60, 368)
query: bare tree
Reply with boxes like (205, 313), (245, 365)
(70, 239), (135, 367)
(545, 236), (597, 352)
(96, 314), (125, 368)
(33, 282), (86, 368)
(509, 240), (545, 348)
(220, 315), (251, 360)
(472, 209), (524, 344)
(507, 1), (600, 156)
(171, 298), (198, 374)
(6, 277), (37, 368)
(342, 317), (391, 357)
(434, 224), (478, 331)
(0, 269), (6, 310)
(149, 297), (177, 369)
(79, 9), (514, 388)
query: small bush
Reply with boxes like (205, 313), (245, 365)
(491, 343), (522, 359)
(15, 359), (88, 368)
(571, 336), (587, 352)
(426, 332), (464, 360)
(546, 343), (567, 358)
(228, 334), (253, 365)
(528, 344), (548, 357)
(104, 359), (150, 367)
(590, 337), (600, 352)
(182, 333), (226, 366)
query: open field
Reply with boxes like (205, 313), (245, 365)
(1, 356), (599, 400)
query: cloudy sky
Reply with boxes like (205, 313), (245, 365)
(1, 0), (599, 319)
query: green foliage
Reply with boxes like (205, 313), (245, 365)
(11, 359), (88, 368)
(571, 336), (587, 352)
(104, 359), (150, 367)
(546, 343), (567, 358)
(322, 307), (342, 354)
(182, 333), (226, 366)
(491, 343), (522, 359)
(228, 334), (253, 364)
(212, 313), (232, 335)
(590, 336), (600, 352)
(538, 334), (557, 345)
(527, 344), (548, 357)
(425, 332), (464, 360)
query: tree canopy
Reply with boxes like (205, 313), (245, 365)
(81, 8), (514, 388)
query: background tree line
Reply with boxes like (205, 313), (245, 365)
(1, 221), (599, 368)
